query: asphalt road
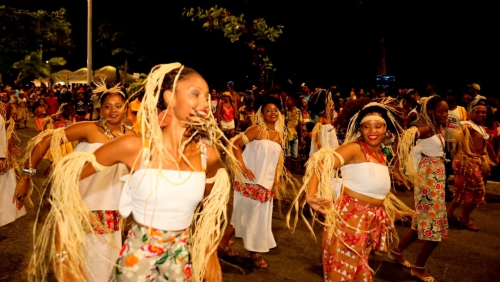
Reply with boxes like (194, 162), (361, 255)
(1, 119), (499, 282)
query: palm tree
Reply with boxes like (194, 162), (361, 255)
(12, 50), (66, 85)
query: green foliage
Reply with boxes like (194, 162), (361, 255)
(126, 74), (148, 97)
(12, 50), (67, 84)
(182, 6), (283, 87)
(97, 21), (145, 63)
(182, 6), (283, 43)
(0, 6), (72, 67)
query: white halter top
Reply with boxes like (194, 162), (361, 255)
(119, 143), (207, 230)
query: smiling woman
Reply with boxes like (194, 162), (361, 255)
(27, 63), (239, 282)
(288, 97), (414, 282)
(393, 96), (450, 282)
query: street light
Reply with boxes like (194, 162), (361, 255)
(87, 0), (92, 85)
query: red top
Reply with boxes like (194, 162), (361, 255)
(45, 97), (59, 115)
(221, 105), (234, 122)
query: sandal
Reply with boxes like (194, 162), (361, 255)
(250, 252), (268, 268)
(459, 217), (480, 232)
(447, 215), (461, 225)
(217, 246), (238, 257)
(410, 266), (437, 282)
(387, 250), (412, 268)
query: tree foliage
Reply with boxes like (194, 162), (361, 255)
(182, 6), (283, 88)
(97, 20), (146, 84)
(12, 50), (67, 84)
(0, 6), (72, 68)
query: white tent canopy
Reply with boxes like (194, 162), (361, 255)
(33, 66), (137, 86)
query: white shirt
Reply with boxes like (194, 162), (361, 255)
(446, 107), (461, 142)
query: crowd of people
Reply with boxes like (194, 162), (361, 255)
(0, 69), (497, 282)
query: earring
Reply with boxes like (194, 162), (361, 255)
(121, 117), (133, 130)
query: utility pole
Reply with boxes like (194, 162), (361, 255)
(87, 0), (92, 85)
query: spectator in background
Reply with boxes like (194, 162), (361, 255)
(467, 83), (486, 112)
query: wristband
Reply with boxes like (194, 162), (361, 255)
(22, 167), (37, 175)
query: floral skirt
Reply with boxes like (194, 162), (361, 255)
(411, 155), (449, 241)
(234, 181), (274, 203)
(322, 194), (393, 282)
(452, 152), (486, 206)
(111, 224), (192, 282)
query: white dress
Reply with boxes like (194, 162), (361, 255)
(309, 123), (339, 156)
(74, 142), (128, 282)
(231, 139), (281, 252)
(0, 115), (26, 227)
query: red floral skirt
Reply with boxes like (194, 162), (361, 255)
(234, 182), (274, 203)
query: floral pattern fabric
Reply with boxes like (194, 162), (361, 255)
(87, 210), (121, 235)
(322, 195), (393, 282)
(112, 224), (192, 282)
(411, 155), (449, 241)
(452, 151), (486, 206)
(0, 158), (10, 175)
(234, 182), (274, 203)
(285, 107), (302, 141)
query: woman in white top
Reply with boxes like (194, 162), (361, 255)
(14, 82), (136, 281)
(30, 63), (234, 282)
(308, 91), (339, 156)
(291, 97), (413, 282)
(0, 105), (25, 227)
(392, 96), (450, 282)
(218, 97), (287, 268)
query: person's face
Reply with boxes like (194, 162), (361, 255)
(429, 101), (449, 126)
(286, 97), (295, 108)
(461, 93), (472, 105)
(379, 92), (386, 98)
(301, 98), (308, 108)
(301, 86), (309, 94)
(338, 98), (345, 107)
(1, 95), (8, 103)
(168, 74), (209, 122)
(262, 103), (279, 124)
(361, 113), (387, 148)
(469, 106), (487, 125)
(39, 99), (45, 105)
(49, 91), (55, 97)
(101, 95), (126, 124)
(211, 89), (217, 96)
(63, 105), (75, 118)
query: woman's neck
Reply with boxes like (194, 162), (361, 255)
(264, 122), (276, 131)
(161, 120), (190, 152)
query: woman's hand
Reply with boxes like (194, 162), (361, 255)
(203, 251), (222, 282)
(242, 167), (256, 181)
(305, 194), (332, 215)
(13, 176), (30, 210)
(9, 146), (21, 158)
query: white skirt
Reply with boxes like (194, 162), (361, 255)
(231, 190), (276, 252)
(0, 169), (26, 227)
(84, 231), (122, 282)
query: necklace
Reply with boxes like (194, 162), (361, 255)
(436, 127), (450, 162)
(101, 120), (126, 140)
(358, 141), (385, 163)
(265, 125), (277, 132)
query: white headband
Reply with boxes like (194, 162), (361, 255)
(360, 115), (386, 125)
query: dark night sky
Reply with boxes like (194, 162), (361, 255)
(2, 0), (498, 95)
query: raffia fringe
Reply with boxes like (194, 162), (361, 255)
(191, 168), (231, 281)
(27, 152), (114, 282)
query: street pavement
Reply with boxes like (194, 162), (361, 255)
(1, 119), (499, 281)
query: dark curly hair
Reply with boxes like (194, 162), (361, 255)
(334, 97), (404, 134)
(157, 67), (200, 111)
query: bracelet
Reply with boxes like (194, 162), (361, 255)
(22, 167), (37, 176)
